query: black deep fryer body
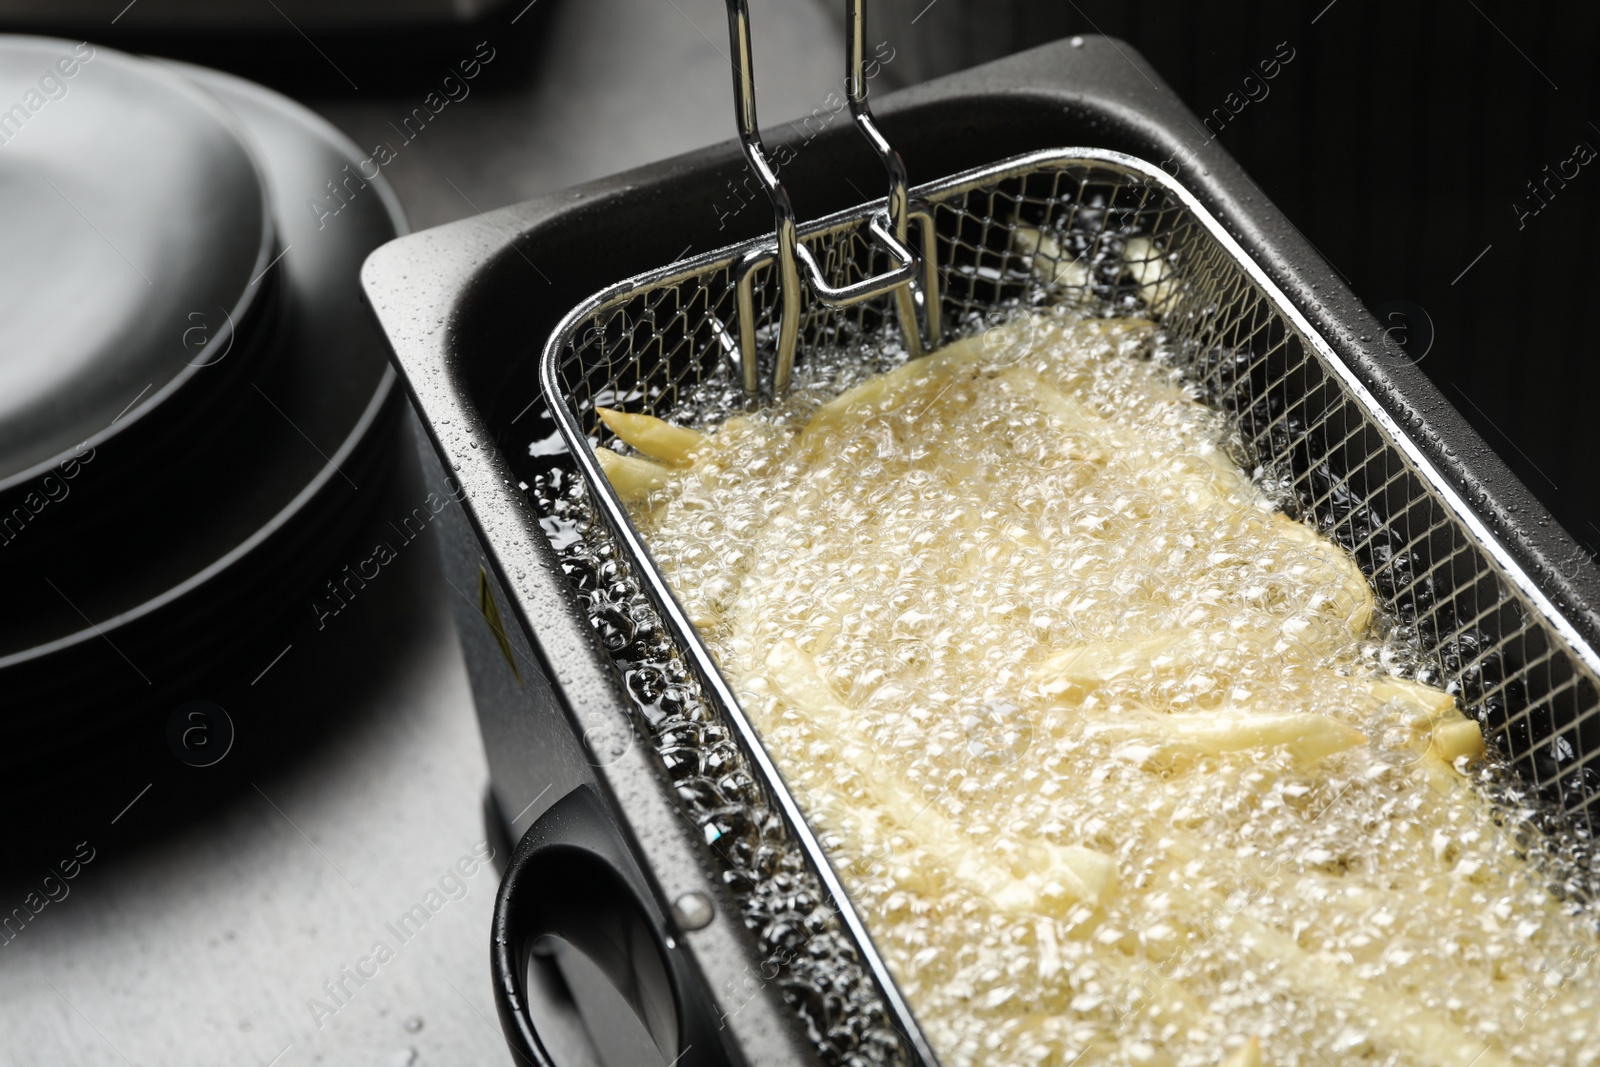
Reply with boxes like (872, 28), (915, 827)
(361, 36), (1600, 1067)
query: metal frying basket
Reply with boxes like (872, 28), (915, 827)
(536, 4), (1600, 1065)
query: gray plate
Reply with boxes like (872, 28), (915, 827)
(0, 54), (405, 739)
(0, 36), (274, 493)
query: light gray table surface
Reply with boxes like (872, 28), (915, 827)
(0, 2), (841, 1064)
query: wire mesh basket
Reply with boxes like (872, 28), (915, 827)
(539, 143), (1600, 1064)
(547, 143), (1600, 804)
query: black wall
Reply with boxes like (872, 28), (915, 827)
(875, 0), (1600, 557)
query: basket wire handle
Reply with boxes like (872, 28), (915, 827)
(725, 0), (942, 398)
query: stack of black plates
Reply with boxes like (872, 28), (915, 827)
(0, 38), (405, 787)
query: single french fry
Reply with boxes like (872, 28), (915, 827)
(1169, 711), (1365, 764)
(1431, 718), (1486, 766)
(1269, 513), (1375, 635)
(1363, 676), (1460, 723)
(595, 446), (670, 500)
(1014, 226), (1092, 289)
(1095, 709), (1365, 766)
(1032, 632), (1187, 699)
(595, 407), (706, 466)
(1221, 1037), (1262, 1067)
(1123, 235), (1179, 313)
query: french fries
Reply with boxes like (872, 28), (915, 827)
(800, 333), (989, 442)
(1361, 675), (1486, 775)
(1222, 910), (1514, 1067)
(766, 640), (1119, 911)
(997, 365), (1118, 444)
(611, 300), (1568, 1067)
(1264, 512), (1376, 635)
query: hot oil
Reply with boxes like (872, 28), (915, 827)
(605, 307), (1600, 1067)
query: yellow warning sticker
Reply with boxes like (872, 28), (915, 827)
(477, 565), (523, 687)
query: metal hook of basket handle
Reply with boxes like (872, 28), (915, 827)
(725, 0), (942, 398)
(841, 0), (942, 360)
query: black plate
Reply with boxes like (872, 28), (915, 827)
(0, 50), (405, 759)
(0, 37), (274, 498)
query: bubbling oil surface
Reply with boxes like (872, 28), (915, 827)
(617, 309), (1600, 1067)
